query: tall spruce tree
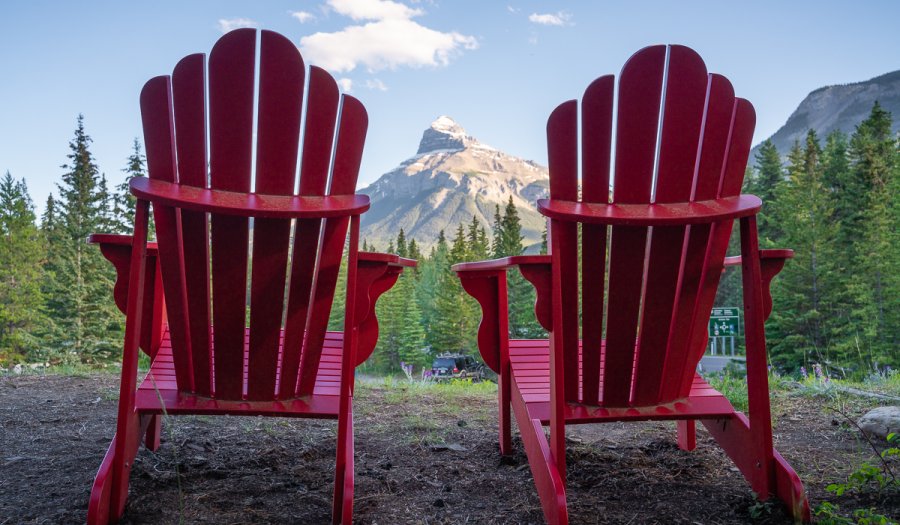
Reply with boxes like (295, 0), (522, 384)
(467, 215), (489, 260)
(429, 227), (476, 354)
(747, 139), (785, 245)
(44, 115), (121, 362)
(112, 139), (150, 235)
(0, 173), (47, 362)
(843, 102), (899, 367)
(768, 132), (840, 371)
(417, 231), (447, 352)
(492, 197), (543, 338)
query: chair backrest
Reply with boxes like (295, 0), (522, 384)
(139, 29), (368, 401)
(546, 45), (756, 407)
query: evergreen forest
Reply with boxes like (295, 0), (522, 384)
(1, 104), (897, 379)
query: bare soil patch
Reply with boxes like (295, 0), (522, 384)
(0, 374), (896, 524)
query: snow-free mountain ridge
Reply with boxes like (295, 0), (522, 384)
(753, 70), (900, 159)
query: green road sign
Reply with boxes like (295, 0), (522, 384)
(709, 307), (740, 337)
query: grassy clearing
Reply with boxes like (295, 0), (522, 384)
(704, 367), (900, 413)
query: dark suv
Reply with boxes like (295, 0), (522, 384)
(431, 353), (485, 381)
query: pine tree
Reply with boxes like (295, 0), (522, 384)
(497, 196), (524, 258)
(396, 228), (407, 258)
(746, 139), (785, 245)
(539, 222), (548, 255)
(429, 228), (476, 354)
(371, 230), (427, 372)
(416, 232), (446, 350)
(395, 272), (427, 368)
(407, 237), (422, 263)
(491, 204), (503, 256)
(112, 138), (150, 235)
(0, 173), (48, 362)
(467, 215), (489, 260)
(491, 196), (544, 338)
(768, 132), (841, 371)
(843, 102), (899, 367)
(44, 115), (122, 362)
(450, 222), (469, 264)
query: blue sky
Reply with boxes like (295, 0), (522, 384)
(2, 1), (899, 214)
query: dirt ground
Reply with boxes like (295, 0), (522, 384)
(1, 373), (897, 524)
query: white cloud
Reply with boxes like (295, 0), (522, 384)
(506, 5), (519, 13)
(217, 17), (258, 33)
(337, 77), (354, 93)
(365, 78), (388, 91)
(289, 10), (316, 23)
(528, 12), (572, 26)
(300, 0), (477, 73)
(328, 0), (423, 21)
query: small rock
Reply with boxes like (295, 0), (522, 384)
(515, 464), (530, 472)
(430, 443), (467, 452)
(457, 420), (467, 427)
(858, 406), (900, 439)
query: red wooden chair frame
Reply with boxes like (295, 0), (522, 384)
(454, 45), (809, 524)
(86, 29), (414, 524)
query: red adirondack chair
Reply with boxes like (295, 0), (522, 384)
(86, 29), (414, 524)
(454, 45), (809, 524)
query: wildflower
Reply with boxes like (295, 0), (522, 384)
(800, 366), (807, 379)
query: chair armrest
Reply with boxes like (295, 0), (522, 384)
(537, 195), (761, 226)
(130, 177), (370, 219)
(723, 249), (794, 267)
(724, 249), (794, 321)
(87, 233), (166, 357)
(453, 255), (550, 273)
(353, 253), (417, 366)
(88, 233), (159, 254)
(359, 251), (417, 268)
(453, 256), (552, 373)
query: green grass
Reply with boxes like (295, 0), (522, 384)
(704, 372), (750, 413)
(359, 376), (497, 404)
(703, 366), (900, 414)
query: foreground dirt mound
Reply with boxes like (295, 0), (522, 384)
(0, 374), (894, 523)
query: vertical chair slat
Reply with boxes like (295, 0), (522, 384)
(208, 28), (255, 399)
(546, 99), (578, 479)
(172, 53), (212, 396)
(632, 46), (707, 405)
(546, 100), (579, 405)
(286, 66), (340, 396)
(296, 95), (367, 396)
(579, 76), (613, 406)
(247, 31), (305, 400)
(602, 45), (665, 406)
(140, 75), (194, 392)
(660, 74), (735, 400)
(678, 98), (755, 396)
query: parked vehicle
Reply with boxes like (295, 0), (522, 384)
(431, 353), (485, 381)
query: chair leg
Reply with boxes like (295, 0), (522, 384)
(332, 407), (355, 524)
(499, 366), (512, 455)
(677, 420), (696, 451)
(145, 415), (162, 451)
(511, 382), (568, 525)
(88, 411), (146, 524)
(702, 415), (810, 522)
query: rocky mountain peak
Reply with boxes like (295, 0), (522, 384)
(416, 115), (475, 155)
